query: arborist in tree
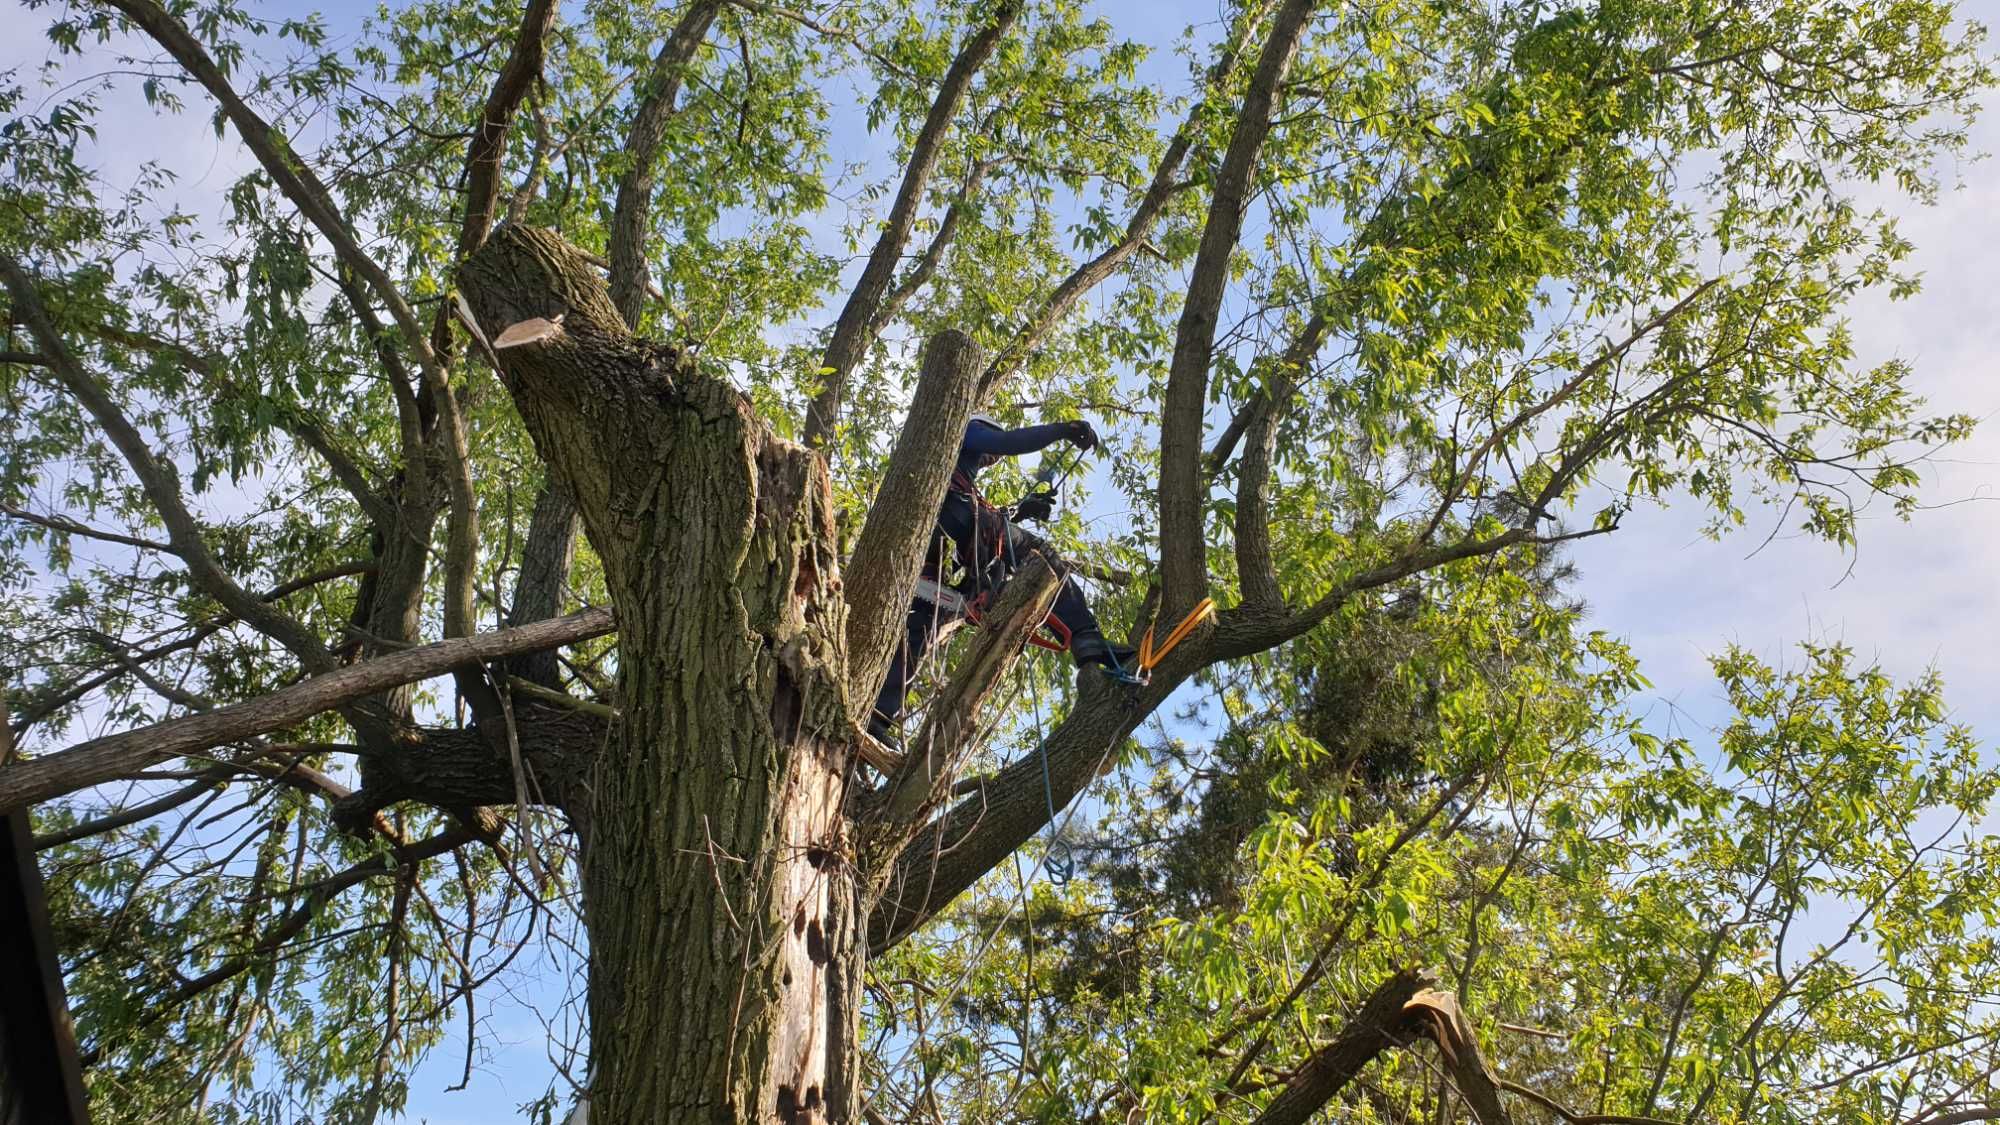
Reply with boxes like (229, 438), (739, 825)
(868, 413), (1137, 745)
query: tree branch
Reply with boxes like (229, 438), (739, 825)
(607, 0), (725, 328)
(1247, 968), (1432, 1125)
(505, 479), (580, 687)
(78, 825), (476, 1068)
(1, 253), (336, 674)
(870, 158), (989, 334)
(1234, 311), (1327, 612)
(870, 643), (1197, 951)
(803, 0), (1024, 446)
(0, 502), (172, 553)
(455, 0), (558, 263)
(0, 608), (614, 814)
(1158, 0), (1317, 621)
(841, 329), (984, 709)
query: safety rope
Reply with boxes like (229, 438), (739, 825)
(1024, 670), (1073, 884)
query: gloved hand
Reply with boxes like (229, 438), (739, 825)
(1012, 489), (1058, 523)
(1064, 419), (1100, 451)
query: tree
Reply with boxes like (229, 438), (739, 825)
(0, 0), (1993, 1121)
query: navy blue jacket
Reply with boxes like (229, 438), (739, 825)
(931, 420), (1073, 580)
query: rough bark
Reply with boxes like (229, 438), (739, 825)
(461, 225), (863, 1122)
(333, 710), (610, 832)
(840, 329), (983, 709)
(1157, 0), (1316, 621)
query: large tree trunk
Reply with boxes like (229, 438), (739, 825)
(462, 227), (865, 1122)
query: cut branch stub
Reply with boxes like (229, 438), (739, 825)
(456, 225), (696, 575)
(873, 555), (1060, 832)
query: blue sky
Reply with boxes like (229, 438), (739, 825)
(5, 0), (2000, 1118)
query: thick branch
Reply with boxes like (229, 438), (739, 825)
(1157, 0), (1316, 620)
(607, 0), (725, 328)
(456, 0), (558, 262)
(871, 639), (1208, 951)
(871, 159), (989, 333)
(842, 329), (984, 708)
(505, 479), (580, 687)
(98, 0), (483, 660)
(803, 0), (1023, 446)
(1248, 968), (1432, 1125)
(1217, 525), (1539, 659)
(333, 709), (610, 827)
(0, 608), (614, 814)
(1234, 311), (1327, 611)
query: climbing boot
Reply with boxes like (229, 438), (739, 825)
(1069, 629), (1138, 673)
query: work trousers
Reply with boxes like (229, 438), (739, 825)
(870, 522), (1098, 728)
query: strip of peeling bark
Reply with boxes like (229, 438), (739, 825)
(803, 0), (1023, 447)
(1156, 0), (1316, 621)
(1403, 989), (1517, 1125)
(0, 609), (614, 814)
